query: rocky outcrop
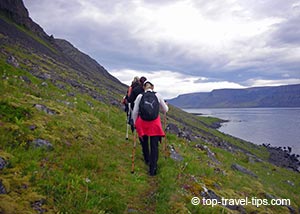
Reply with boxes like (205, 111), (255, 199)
(166, 123), (198, 142)
(231, 163), (258, 178)
(0, 0), (127, 109)
(0, 0), (49, 39)
(263, 144), (300, 172)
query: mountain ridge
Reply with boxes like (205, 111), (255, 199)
(0, 0), (126, 104)
(168, 84), (300, 108)
(0, 0), (49, 39)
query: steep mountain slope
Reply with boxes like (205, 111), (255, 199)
(0, 0), (126, 104)
(169, 84), (300, 108)
(1, 1), (300, 213)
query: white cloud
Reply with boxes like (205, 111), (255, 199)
(117, 0), (283, 62)
(110, 69), (244, 99)
(23, 0), (300, 98)
(245, 78), (300, 87)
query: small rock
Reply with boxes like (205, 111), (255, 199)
(30, 139), (53, 150)
(41, 82), (48, 87)
(0, 157), (6, 170)
(264, 193), (276, 200)
(7, 55), (19, 67)
(166, 123), (180, 135)
(200, 186), (245, 212)
(34, 104), (58, 115)
(0, 180), (7, 194)
(196, 144), (220, 165)
(110, 100), (119, 107)
(127, 208), (139, 213)
(86, 101), (94, 107)
(169, 145), (183, 162)
(55, 83), (65, 89)
(20, 76), (32, 84)
(286, 180), (295, 186)
(31, 199), (47, 214)
(29, 125), (37, 131)
(37, 73), (51, 80)
(67, 92), (75, 97)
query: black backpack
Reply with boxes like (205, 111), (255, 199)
(139, 91), (159, 121)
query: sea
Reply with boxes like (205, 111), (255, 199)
(184, 107), (300, 155)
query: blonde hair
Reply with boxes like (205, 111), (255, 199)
(133, 76), (139, 83)
(144, 82), (154, 90)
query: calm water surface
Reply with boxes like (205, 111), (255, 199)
(185, 108), (300, 155)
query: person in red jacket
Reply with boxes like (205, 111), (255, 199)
(132, 80), (168, 176)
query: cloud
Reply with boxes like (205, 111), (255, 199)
(23, 0), (300, 97)
(270, 17), (300, 46)
(244, 78), (300, 87)
(110, 69), (245, 99)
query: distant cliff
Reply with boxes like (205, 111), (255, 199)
(0, 0), (49, 39)
(168, 84), (300, 108)
(0, 0), (126, 103)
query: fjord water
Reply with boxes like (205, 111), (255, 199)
(185, 108), (300, 155)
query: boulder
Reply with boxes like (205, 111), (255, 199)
(231, 163), (257, 178)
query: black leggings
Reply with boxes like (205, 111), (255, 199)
(141, 136), (160, 174)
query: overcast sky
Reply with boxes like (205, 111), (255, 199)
(23, 0), (300, 99)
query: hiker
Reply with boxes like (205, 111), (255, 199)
(127, 76), (147, 110)
(128, 76), (140, 98)
(132, 80), (169, 176)
(122, 76), (140, 113)
(122, 77), (141, 132)
(126, 76), (147, 133)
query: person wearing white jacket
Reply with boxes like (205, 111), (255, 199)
(132, 80), (168, 176)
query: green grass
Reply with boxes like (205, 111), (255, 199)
(0, 101), (31, 123)
(0, 50), (300, 214)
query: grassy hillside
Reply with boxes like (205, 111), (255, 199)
(1, 56), (300, 213)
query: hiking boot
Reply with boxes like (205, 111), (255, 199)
(149, 167), (157, 176)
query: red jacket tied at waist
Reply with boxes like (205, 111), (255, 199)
(135, 115), (165, 137)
